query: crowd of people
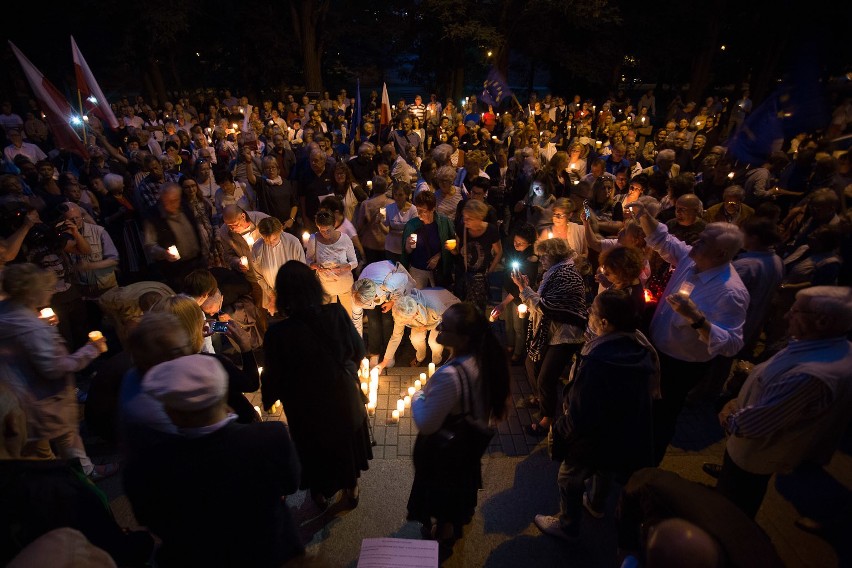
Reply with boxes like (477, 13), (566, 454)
(0, 84), (851, 566)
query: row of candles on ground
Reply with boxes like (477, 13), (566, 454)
(357, 358), (437, 424)
(252, 366), (284, 417)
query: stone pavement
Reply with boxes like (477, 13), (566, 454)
(99, 361), (850, 567)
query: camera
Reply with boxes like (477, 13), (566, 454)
(210, 321), (229, 334)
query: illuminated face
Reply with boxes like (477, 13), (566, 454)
(513, 237), (530, 252)
(264, 231), (282, 247)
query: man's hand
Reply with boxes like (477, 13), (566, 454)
(718, 399), (739, 430)
(665, 293), (703, 323)
(426, 252), (440, 270)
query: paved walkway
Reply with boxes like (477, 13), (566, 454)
(99, 362), (850, 567)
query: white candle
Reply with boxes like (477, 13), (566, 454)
(302, 231), (310, 244)
(258, 366), (263, 375)
(414, 379), (422, 390)
(361, 382), (369, 395)
(408, 386), (415, 396)
(518, 304), (528, 318)
(548, 231), (554, 239)
(167, 245), (180, 259)
(396, 399), (405, 413)
(367, 401), (376, 416)
(727, 171), (735, 179)
(370, 367), (379, 382)
(39, 308), (55, 319)
(678, 281), (695, 298)
(379, 207), (386, 217)
(243, 234), (255, 247)
(254, 405), (261, 415)
(88, 330), (103, 342)
(427, 363), (435, 378)
(419, 372), (427, 383)
(404, 395), (411, 408)
(367, 180), (373, 190)
(239, 256), (249, 267)
(391, 409), (400, 422)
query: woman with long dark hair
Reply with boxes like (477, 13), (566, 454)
(408, 302), (510, 555)
(262, 261), (372, 509)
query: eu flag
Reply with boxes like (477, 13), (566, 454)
(480, 67), (511, 108)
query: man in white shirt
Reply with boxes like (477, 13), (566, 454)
(632, 202), (749, 464)
(3, 129), (47, 165)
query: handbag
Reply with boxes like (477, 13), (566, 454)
(415, 362), (495, 468)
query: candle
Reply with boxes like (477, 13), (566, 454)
(232, 122), (239, 130)
(302, 231), (310, 244)
(445, 238), (457, 250)
(427, 363), (435, 378)
(39, 308), (55, 319)
(419, 372), (427, 382)
(492, 136), (498, 141)
(361, 382), (369, 395)
(390, 409), (400, 423)
(548, 231), (554, 239)
(595, 140), (602, 148)
(727, 171), (735, 180)
(239, 256), (249, 267)
(379, 207), (386, 217)
(410, 234), (417, 248)
(167, 245), (180, 259)
(570, 163), (576, 170)
(396, 399), (405, 414)
(367, 180), (373, 190)
(641, 117), (646, 125)
(370, 367), (379, 382)
(414, 379), (422, 390)
(254, 405), (261, 415)
(518, 304), (528, 318)
(258, 366), (263, 375)
(367, 401), (376, 416)
(88, 330), (103, 342)
(243, 234), (255, 247)
(408, 386), (415, 396)
(404, 395), (411, 408)
(678, 281), (695, 298)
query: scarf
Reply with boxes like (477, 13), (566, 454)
(578, 330), (661, 399)
(527, 259), (587, 362)
(266, 175), (283, 186)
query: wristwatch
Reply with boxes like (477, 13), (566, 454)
(690, 317), (706, 329)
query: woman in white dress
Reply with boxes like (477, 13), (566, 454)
(306, 210), (358, 319)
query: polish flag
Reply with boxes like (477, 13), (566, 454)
(380, 83), (392, 127)
(71, 36), (119, 129)
(9, 41), (88, 158)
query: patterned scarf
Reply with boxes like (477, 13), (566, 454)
(527, 259), (587, 362)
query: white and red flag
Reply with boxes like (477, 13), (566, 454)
(71, 35), (119, 129)
(380, 83), (392, 127)
(9, 41), (88, 158)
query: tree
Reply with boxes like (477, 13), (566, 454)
(289, 0), (330, 92)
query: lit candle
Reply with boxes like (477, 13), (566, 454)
(518, 304), (528, 318)
(167, 245), (180, 259)
(404, 395), (411, 408)
(379, 207), (387, 217)
(232, 122), (239, 130)
(390, 409), (400, 423)
(570, 163), (576, 170)
(445, 238), (457, 250)
(302, 231), (310, 245)
(258, 366), (263, 375)
(414, 379), (422, 390)
(548, 231), (554, 239)
(396, 399), (405, 414)
(641, 117), (646, 125)
(492, 136), (498, 141)
(420, 372), (427, 383)
(240, 256), (249, 267)
(243, 234), (255, 247)
(88, 330), (103, 342)
(361, 382), (369, 395)
(370, 367), (379, 382)
(39, 308), (55, 319)
(254, 405), (261, 415)
(367, 180), (373, 190)
(727, 171), (735, 180)
(427, 363), (435, 378)
(678, 281), (695, 298)
(408, 386), (415, 396)
(367, 401), (376, 416)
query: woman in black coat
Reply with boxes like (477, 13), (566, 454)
(262, 261), (372, 509)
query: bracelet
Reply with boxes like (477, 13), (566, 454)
(690, 317), (706, 329)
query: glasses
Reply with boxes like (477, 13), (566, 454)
(552, 213), (567, 218)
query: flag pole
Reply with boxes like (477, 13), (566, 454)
(76, 88), (87, 145)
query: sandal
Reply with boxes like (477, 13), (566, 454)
(88, 462), (120, 482)
(524, 423), (549, 437)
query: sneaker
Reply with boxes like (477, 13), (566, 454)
(582, 492), (605, 519)
(534, 514), (579, 541)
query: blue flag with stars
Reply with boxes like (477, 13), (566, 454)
(480, 67), (511, 108)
